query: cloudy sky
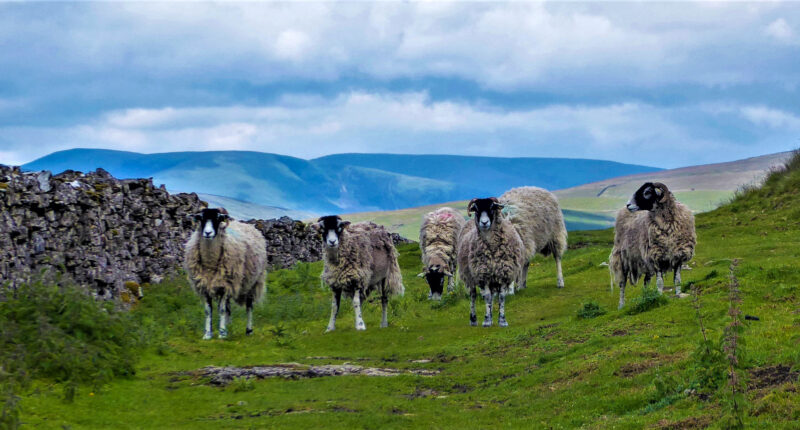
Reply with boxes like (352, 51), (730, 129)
(1, 2), (799, 168)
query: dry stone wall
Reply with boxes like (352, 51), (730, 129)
(0, 166), (412, 302)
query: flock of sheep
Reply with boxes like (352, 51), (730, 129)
(182, 183), (696, 338)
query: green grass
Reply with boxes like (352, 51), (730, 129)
(11, 153), (800, 429)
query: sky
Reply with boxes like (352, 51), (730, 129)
(0, 2), (799, 168)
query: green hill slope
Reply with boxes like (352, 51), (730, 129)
(14, 152), (800, 428)
(342, 152), (791, 237)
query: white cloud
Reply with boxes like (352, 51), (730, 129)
(741, 106), (800, 130)
(3, 91), (796, 168)
(2, 2), (798, 89)
(765, 18), (795, 42)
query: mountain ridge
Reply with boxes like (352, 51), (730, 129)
(21, 148), (661, 215)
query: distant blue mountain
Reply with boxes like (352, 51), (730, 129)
(22, 149), (660, 214)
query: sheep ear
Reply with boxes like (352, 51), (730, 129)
(443, 270), (453, 277)
(417, 272), (426, 278)
(190, 213), (202, 222)
(218, 213), (230, 221)
(467, 198), (477, 214)
(493, 203), (505, 210)
(340, 221), (351, 229)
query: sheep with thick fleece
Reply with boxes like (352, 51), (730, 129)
(184, 208), (267, 339)
(609, 208), (655, 309)
(499, 186), (568, 290)
(457, 198), (526, 327)
(418, 207), (466, 300)
(610, 182), (696, 308)
(317, 216), (404, 331)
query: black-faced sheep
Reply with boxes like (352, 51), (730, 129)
(184, 208), (267, 339)
(609, 182), (696, 308)
(457, 198), (526, 327)
(316, 216), (404, 332)
(499, 186), (568, 290)
(417, 207), (466, 300)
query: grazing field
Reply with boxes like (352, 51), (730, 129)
(9, 153), (800, 429)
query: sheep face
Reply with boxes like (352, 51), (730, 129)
(317, 215), (351, 248)
(193, 208), (229, 240)
(627, 182), (668, 212)
(468, 197), (504, 232)
(418, 262), (452, 300)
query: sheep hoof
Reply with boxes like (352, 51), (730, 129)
(482, 319), (492, 328)
(218, 330), (228, 339)
(245, 328), (253, 336)
(431, 293), (442, 301)
(469, 316), (477, 326)
(202, 332), (213, 340)
(618, 303), (625, 310)
(380, 322), (388, 328)
(498, 319), (508, 328)
(325, 326), (335, 333)
(356, 323), (366, 331)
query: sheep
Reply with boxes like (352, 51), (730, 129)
(457, 198), (527, 327)
(417, 207), (466, 300)
(499, 186), (568, 290)
(316, 216), (404, 331)
(609, 182), (696, 309)
(183, 208), (267, 339)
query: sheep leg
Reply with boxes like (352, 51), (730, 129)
(644, 274), (652, 287)
(656, 272), (664, 294)
(353, 291), (366, 331)
(245, 296), (254, 336)
(674, 266), (682, 296)
(498, 290), (508, 327)
(218, 297), (231, 339)
(618, 279), (627, 310)
(469, 286), (478, 326)
(326, 289), (341, 332)
(482, 287), (493, 327)
(520, 263), (530, 290)
(447, 275), (455, 293)
(203, 294), (213, 340)
(555, 254), (565, 288)
(380, 290), (389, 329)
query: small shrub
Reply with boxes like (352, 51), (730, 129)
(625, 286), (668, 315)
(577, 301), (606, 319)
(0, 281), (140, 403)
(230, 377), (255, 393)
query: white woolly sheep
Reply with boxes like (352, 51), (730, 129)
(457, 198), (527, 327)
(184, 208), (267, 339)
(417, 207), (466, 300)
(610, 182), (696, 309)
(316, 216), (404, 331)
(500, 186), (568, 290)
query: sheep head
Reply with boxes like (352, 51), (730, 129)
(192, 208), (229, 239)
(626, 182), (670, 212)
(316, 215), (351, 248)
(467, 197), (504, 232)
(417, 257), (452, 300)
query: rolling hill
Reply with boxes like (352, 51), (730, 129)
(343, 151), (793, 237)
(21, 149), (660, 216)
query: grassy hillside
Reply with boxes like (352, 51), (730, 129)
(10, 153), (800, 428)
(343, 152), (791, 237)
(22, 149), (659, 215)
(556, 151), (792, 218)
(343, 201), (613, 239)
